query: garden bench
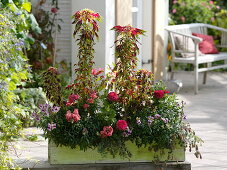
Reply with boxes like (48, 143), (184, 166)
(165, 23), (227, 94)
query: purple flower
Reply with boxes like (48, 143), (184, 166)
(31, 112), (38, 118)
(148, 119), (153, 126)
(136, 117), (141, 125)
(122, 127), (132, 137)
(154, 114), (161, 119)
(31, 112), (40, 121)
(161, 118), (169, 123)
(39, 104), (49, 115)
(147, 116), (154, 126)
(51, 106), (60, 113)
(47, 123), (56, 131)
(183, 114), (187, 120)
(82, 128), (88, 135)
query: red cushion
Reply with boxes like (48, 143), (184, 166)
(192, 33), (219, 54)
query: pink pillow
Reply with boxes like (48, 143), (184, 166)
(192, 33), (219, 54)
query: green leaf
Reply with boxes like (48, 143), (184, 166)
(22, 2), (31, 12)
(9, 81), (16, 91)
(8, 3), (18, 12)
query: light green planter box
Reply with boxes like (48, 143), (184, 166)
(48, 141), (185, 164)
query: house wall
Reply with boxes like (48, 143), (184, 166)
(31, 0), (72, 65)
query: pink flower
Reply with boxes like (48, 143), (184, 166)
(65, 110), (72, 122)
(180, 16), (186, 23)
(216, 6), (220, 9)
(72, 109), (80, 122)
(65, 109), (80, 123)
(90, 92), (98, 99)
(92, 68), (104, 76)
(154, 90), (165, 99)
(73, 108), (79, 115)
(209, 1), (214, 5)
(66, 102), (72, 106)
(83, 104), (90, 109)
(172, 9), (177, 14)
(107, 92), (119, 102)
(173, 0), (177, 4)
(68, 94), (80, 103)
(51, 7), (58, 14)
(100, 126), (113, 138)
(116, 120), (128, 131)
(87, 98), (94, 104)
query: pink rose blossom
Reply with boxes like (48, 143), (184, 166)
(107, 92), (119, 102)
(72, 109), (80, 122)
(116, 120), (128, 131)
(65, 110), (72, 122)
(83, 104), (90, 109)
(65, 109), (80, 123)
(154, 90), (165, 99)
(100, 126), (113, 138)
(172, 9), (177, 14)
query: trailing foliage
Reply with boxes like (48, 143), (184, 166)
(37, 9), (202, 160)
(1, 0), (41, 46)
(0, 8), (29, 169)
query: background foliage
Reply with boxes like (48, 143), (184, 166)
(0, 0), (42, 168)
(0, 8), (28, 169)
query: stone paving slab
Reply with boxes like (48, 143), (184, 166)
(175, 72), (227, 170)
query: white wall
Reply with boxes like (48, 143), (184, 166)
(71, 0), (115, 75)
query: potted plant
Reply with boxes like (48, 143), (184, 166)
(34, 9), (202, 164)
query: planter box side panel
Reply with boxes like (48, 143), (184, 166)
(48, 142), (185, 164)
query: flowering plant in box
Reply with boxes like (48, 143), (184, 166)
(35, 9), (202, 159)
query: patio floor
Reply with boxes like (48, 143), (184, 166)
(9, 71), (227, 170)
(176, 71), (227, 170)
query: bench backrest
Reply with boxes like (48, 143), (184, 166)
(165, 23), (208, 52)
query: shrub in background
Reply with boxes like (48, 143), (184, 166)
(170, 0), (219, 25)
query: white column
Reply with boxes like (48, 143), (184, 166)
(71, 0), (115, 75)
(141, 0), (152, 71)
(152, 0), (169, 81)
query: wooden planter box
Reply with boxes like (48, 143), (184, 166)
(48, 141), (185, 165)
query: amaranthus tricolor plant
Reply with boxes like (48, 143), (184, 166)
(71, 9), (104, 102)
(109, 26), (154, 109)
